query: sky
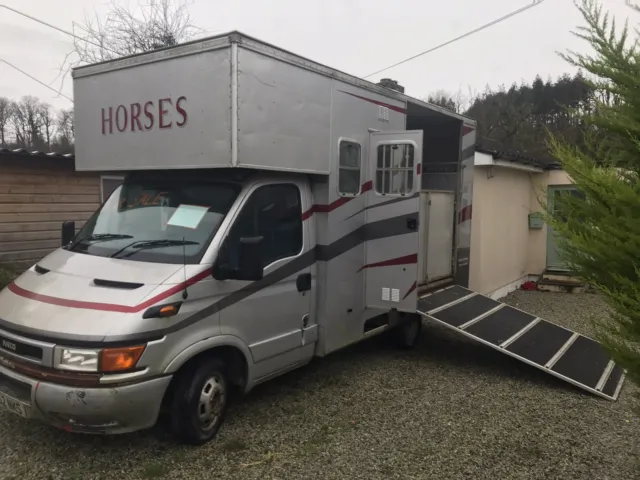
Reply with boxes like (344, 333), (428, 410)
(0, 0), (637, 112)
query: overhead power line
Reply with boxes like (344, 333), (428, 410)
(0, 59), (74, 102)
(363, 0), (546, 79)
(0, 4), (120, 56)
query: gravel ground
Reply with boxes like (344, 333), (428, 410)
(0, 291), (638, 480)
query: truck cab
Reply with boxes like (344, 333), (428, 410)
(0, 169), (322, 444)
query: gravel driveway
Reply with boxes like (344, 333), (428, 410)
(1, 291), (638, 480)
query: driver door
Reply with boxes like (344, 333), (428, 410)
(216, 181), (315, 379)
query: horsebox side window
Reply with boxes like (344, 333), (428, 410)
(375, 144), (415, 196)
(225, 184), (303, 269)
(338, 140), (362, 196)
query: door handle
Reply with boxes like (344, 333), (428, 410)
(296, 273), (312, 292)
(407, 217), (418, 230)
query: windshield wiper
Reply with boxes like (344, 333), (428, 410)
(69, 233), (134, 251)
(110, 239), (199, 259)
(83, 233), (134, 241)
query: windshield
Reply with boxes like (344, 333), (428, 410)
(68, 179), (240, 264)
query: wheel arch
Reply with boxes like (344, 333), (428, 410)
(164, 335), (254, 393)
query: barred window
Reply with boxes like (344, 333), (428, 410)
(375, 144), (415, 196)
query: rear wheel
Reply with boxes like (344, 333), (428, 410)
(170, 357), (229, 445)
(392, 314), (422, 349)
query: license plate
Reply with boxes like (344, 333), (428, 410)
(0, 391), (28, 418)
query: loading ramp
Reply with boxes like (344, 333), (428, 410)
(417, 285), (626, 401)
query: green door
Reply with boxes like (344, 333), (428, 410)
(546, 185), (581, 271)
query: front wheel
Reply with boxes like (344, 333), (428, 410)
(170, 357), (229, 445)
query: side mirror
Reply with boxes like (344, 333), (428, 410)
(212, 236), (264, 281)
(61, 221), (76, 247)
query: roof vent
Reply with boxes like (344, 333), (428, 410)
(378, 78), (405, 94)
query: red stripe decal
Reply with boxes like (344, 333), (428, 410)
(458, 205), (472, 223)
(339, 90), (407, 114)
(361, 180), (373, 193)
(7, 268), (212, 313)
(462, 125), (475, 136)
(402, 281), (417, 301)
(358, 253), (418, 272)
(303, 181), (373, 220)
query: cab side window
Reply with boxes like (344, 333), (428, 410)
(227, 184), (303, 268)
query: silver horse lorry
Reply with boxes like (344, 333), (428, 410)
(0, 32), (624, 445)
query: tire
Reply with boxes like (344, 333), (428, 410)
(170, 357), (229, 445)
(392, 314), (422, 350)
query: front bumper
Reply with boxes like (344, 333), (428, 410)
(0, 363), (172, 434)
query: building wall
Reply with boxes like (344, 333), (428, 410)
(0, 159), (101, 271)
(469, 165), (534, 295)
(469, 162), (573, 296)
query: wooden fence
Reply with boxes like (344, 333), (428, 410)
(0, 152), (102, 271)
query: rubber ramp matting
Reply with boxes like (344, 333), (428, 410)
(417, 285), (626, 400)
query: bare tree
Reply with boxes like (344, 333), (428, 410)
(425, 87), (476, 114)
(71, 0), (203, 64)
(38, 103), (56, 150)
(11, 96), (45, 150)
(0, 94), (74, 152)
(0, 97), (10, 148)
(11, 101), (28, 149)
(56, 108), (75, 152)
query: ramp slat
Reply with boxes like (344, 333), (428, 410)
(417, 285), (626, 401)
(602, 366), (624, 398)
(465, 307), (536, 345)
(506, 321), (574, 366)
(432, 295), (500, 327)
(418, 285), (470, 312)
(550, 336), (611, 389)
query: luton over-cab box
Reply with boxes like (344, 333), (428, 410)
(73, 32), (349, 173)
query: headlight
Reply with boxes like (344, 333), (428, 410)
(54, 347), (99, 372)
(53, 345), (146, 373)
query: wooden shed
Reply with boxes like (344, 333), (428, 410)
(0, 149), (122, 271)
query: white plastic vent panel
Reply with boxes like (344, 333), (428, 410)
(378, 106), (389, 122)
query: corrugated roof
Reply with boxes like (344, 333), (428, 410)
(0, 148), (74, 159)
(475, 139), (561, 171)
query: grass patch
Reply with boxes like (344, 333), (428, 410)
(171, 449), (188, 463)
(220, 438), (248, 453)
(288, 404), (306, 415)
(142, 462), (169, 478)
(63, 469), (84, 480)
(0, 267), (16, 290)
(297, 425), (334, 456)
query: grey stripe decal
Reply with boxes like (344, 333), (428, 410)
(0, 213), (418, 346)
(317, 213), (414, 261)
(461, 145), (475, 161)
(177, 249), (317, 328)
(170, 212), (416, 334)
(342, 194), (419, 221)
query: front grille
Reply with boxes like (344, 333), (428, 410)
(0, 334), (43, 360)
(0, 372), (32, 404)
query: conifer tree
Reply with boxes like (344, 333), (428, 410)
(546, 0), (640, 394)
